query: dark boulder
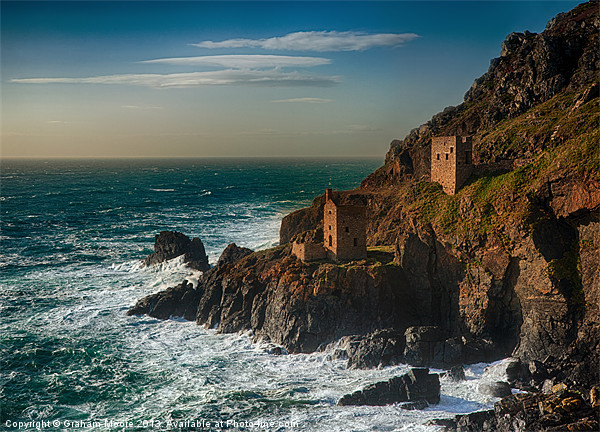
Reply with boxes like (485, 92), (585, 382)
(338, 368), (440, 406)
(478, 381), (513, 398)
(445, 365), (466, 382)
(443, 384), (599, 432)
(127, 280), (200, 321)
(145, 231), (210, 271)
(403, 326), (498, 368)
(452, 410), (497, 432)
(403, 326), (445, 367)
(217, 243), (254, 267)
(337, 328), (405, 369)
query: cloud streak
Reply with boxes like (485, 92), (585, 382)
(141, 54), (331, 68)
(121, 105), (163, 110)
(12, 69), (341, 88)
(192, 31), (420, 52)
(271, 97), (332, 103)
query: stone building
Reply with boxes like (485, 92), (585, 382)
(430, 136), (473, 194)
(323, 189), (367, 261)
(290, 189), (368, 262)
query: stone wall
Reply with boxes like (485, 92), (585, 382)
(291, 241), (326, 262)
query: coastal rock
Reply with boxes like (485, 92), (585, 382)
(450, 410), (497, 432)
(145, 231), (210, 271)
(217, 243), (254, 267)
(338, 368), (440, 406)
(478, 381), (513, 399)
(444, 385), (600, 432)
(127, 280), (200, 321)
(336, 328), (405, 369)
(445, 365), (466, 382)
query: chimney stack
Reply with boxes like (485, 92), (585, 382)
(325, 188), (333, 201)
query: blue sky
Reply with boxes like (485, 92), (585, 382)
(1, 1), (579, 158)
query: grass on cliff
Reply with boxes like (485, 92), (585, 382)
(399, 85), (599, 252)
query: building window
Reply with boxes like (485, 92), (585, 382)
(450, 147), (453, 153)
(445, 154), (449, 160)
(436, 154), (440, 160)
(329, 225), (331, 230)
(353, 238), (358, 247)
(345, 227), (349, 233)
(465, 151), (472, 164)
(329, 235), (333, 247)
(328, 211), (332, 214)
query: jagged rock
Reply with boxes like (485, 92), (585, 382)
(444, 385), (600, 432)
(337, 368), (440, 406)
(403, 326), (495, 368)
(478, 381), (513, 398)
(591, 386), (599, 408)
(445, 365), (466, 382)
(217, 243), (253, 267)
(126, 280), (200, 321)
(403, 326), (445, 366)
(337, 328), (405, 369)
(145, 231), (210, 271)
(452, 410), (497, 432)
(425, 418), (457, 429)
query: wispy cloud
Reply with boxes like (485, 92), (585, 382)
(271, 97), (332, 104)
(121, 105), (163, 110)
(141, 54), (331, 69)
(46, 120), (69, 124)
(192, 31), (420, 52)
(12, 69), (341, 88)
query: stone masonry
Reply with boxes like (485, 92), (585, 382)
(323, 189), (367, 261)
(431, 136), (473, 194)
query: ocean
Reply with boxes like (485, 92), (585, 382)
(1, 158), (509, 431)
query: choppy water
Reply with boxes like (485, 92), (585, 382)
(1, 158), (509, 431)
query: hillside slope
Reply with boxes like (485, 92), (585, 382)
(280, 0), (599, 388)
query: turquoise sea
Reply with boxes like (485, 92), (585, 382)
(1, 158), (504, 431)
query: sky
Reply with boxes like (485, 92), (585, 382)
(1, 1), (580, 159)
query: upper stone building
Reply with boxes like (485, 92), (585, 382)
(323, 189), (367, 262)
(431, 136), (473, 194)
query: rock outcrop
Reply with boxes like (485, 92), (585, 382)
(217, 243), (253, 267)
(144, 231), (210, 271)
(338, 368), (440, 407)
(334, 328), (405, 369)
(195, 246), (426, 353)
(127, 280), (199, 321)
(441, 384), (599, 432)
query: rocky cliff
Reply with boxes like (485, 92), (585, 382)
(279, 0), (599, 390)
(129, 0), (599, 399)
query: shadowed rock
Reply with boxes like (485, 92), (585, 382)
(127, 280), (200, 321)
(217, 243), (254, 267)
(145, 231), (210, 271)
(338, 368), (440, 407)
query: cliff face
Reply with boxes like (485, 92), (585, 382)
(129, 1), (599, 391)
(278, 1), (599, 386)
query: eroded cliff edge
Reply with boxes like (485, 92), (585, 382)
(129, 1), (599, 395)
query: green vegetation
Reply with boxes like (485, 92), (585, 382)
(390, 83), (598, 261)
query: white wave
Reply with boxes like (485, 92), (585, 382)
(149, 188), (175, 192)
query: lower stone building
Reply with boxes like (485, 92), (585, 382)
(291, 189), (368, 262)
